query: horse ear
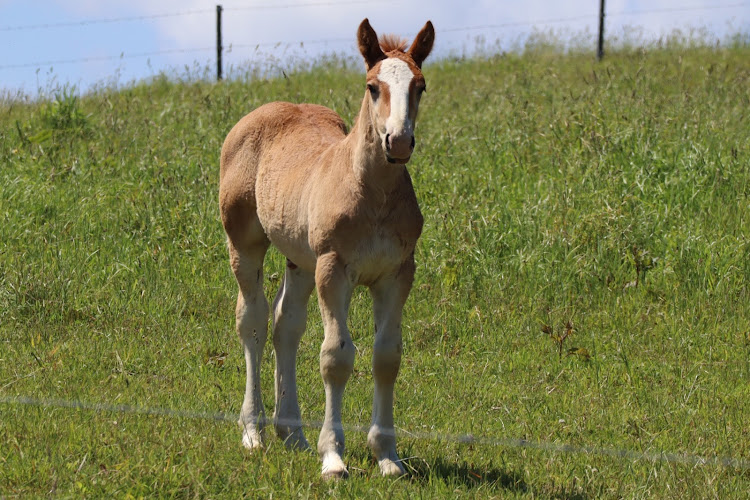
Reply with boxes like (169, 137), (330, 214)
(408, 20), (434, 68)
(357, 18), (385, 70)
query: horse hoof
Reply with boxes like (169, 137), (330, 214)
(378, 458), (406, 477)
(241, 429), (264, 451)
(280, 429), (310, 451)
(321, 453), (349, 480)
(321, 468), (349, 480)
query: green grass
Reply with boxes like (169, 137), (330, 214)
(2, 40), (750, 498)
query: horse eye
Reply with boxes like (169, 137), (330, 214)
(367, 83), (379, 96)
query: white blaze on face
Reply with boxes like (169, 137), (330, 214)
(377, 58), (415, 135)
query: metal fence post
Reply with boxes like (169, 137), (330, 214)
(597, 0), (605, 60)
(217, 5), (223, 80)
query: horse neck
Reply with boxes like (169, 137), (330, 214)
(345, 95), (406, 191)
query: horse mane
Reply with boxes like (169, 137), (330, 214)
(379, 33), (409, 53)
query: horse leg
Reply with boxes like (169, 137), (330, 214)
(315, 252), (355, 479)
(228, 239), (270, 450)
(367, 258), (415, 477)
(271, 260), (315, 450)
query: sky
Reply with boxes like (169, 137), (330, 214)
(1, 0), (748, 97)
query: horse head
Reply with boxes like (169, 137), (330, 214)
(357, 19), (434, 164)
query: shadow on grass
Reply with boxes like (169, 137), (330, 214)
(403, 456), (588, 499)
(405, 456), (527, 492)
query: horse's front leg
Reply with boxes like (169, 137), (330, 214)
(315, 252), (356, 479)
(367, 257), (415, 477)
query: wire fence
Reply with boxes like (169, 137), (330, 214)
(0, 1), (389, 32)
(0, 1), (747, 73)
(2, 394), (749, 470)
(1, 47), (215, 71)
(0, 9), (213, 32)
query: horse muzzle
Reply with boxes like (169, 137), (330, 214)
(385, 132), (415, 164)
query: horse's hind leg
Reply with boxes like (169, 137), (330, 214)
(272, 260), (315, 450)
(226, 221), (270, 450)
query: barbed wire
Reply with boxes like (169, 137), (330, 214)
(0, 47), (214, 71)
(228, 37), (352, 51)
(440, 14), (597, 34)
(0, 1), (391, 32)
(0, 9), (213, 32)
(2, 394), (748, 470)
(441, 2), (749, 34)
(609, 2), (749, 17)
(227, 0), (393, 12)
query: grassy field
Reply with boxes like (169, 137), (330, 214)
(2, 38), (750, 498)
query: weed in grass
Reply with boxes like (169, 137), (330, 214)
(542, 320), (591, 362)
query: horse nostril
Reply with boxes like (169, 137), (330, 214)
(385, 133), (391, 151)
(410, 136), (415, 149)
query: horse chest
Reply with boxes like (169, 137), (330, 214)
(319, 201), (422, 285)
(363, 223), (413, 259)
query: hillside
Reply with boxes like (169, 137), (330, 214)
(1, 43), (749, 497)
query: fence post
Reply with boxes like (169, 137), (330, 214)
(597, 0), (605, 60)
(216, 4), (223, 81)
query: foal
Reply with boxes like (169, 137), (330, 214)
(219, 19), (434, 478)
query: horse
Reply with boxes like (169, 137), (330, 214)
(219, 18), (434, 479)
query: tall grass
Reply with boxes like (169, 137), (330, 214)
(1, 36), (749, 497)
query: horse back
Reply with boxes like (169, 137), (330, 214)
(221, 101), (346, 182)
(219, 102), (347, 248)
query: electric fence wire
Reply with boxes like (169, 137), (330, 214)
(2, 394), (748, 470)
